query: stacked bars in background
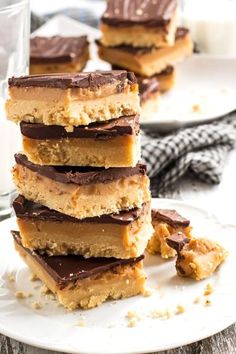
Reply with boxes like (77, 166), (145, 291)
(30, 35), (90, 74)
(6, 70), (153, 309)
(96, 0), (193, 119)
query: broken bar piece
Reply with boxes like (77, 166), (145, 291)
(97, 28), (193, 77)
(13, 196), (153, 259)
(20, 115), (140, 168)
(147, 208), (192, 258)
(12, 231), (146, 309)
(30, 36), (89, 75)
(166, 234), (228, 280)
(100, 0), (178, 48)
(6, 71), (139, 128)
(13, 154), (151, 219)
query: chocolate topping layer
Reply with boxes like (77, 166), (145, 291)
(101, 0), (177, 27)
(15, 154), (146, 185)
(152, 209), (190, 227)
(12, 231), (144, 288)
(20, 115), (140, 140)
(96, 28), (189, 55)
(8, 70), (137, 89)
(13, 195), (149, 225)
(30, 36), (89, 64)
(166, 232), (190, 252)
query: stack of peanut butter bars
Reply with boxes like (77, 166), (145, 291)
(97, 0), (193, 119)
(6, 70), (153, 309)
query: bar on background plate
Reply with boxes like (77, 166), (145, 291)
(12, 231), (146, 309)
(100, 0), (178, 48)
(138, 76), (160, 120)
(20, 115), (140, 168)
(30, 36), (89, 75)
(113, 64), (176, 93)
(13, 154), (151, 220)
(97, 28), (193, 77)
(13, 195), (153, 259)
(6, 71), (139, 128)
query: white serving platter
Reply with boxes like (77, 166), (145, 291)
(0, 198), (235, 353)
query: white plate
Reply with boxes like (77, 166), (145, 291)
(33, 15), (236, 132)
(0, 198), (236, 354)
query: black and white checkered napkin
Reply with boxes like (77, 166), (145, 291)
(141, 113), (236, 197)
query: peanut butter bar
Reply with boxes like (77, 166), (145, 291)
(113, 65), (175, 93)
(97, 28), (193, 77)
(155, 66), (176, 93)
(20, 115), (140, 168)
(137, 75), (160, 119)
(166, 233), (228, 280)
(13, 154), (151, 219)
(100, 0), (178, 48)
(6, 71), (139, 128)
(12, 231), (146, 309)
(147, 209), (192, 258)
(30, 36), (89, 75)
(13, 196), (153, 259)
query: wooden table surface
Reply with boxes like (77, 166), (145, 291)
(1, 150), (236, 354)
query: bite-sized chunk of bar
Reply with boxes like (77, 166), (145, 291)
(6, 71), (139, 128)
(100, 0), (178, 48)
(13, 154), (151, 220)
(147, 209), (192, 258)
(12, 231), (146, 309)
(97, 28), (193, 77)
(20, 115), (140, 168)
(166, 233), (228, 280)
(13, 196), (153, 259)
(30, 36), (89, 75)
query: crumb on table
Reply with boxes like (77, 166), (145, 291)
(175, 305), (185, 314)
(192, 104), (201, 113)
(204, 283), (214, 296)
(15, 291), (32, 299)
(31, 301), (43, 310)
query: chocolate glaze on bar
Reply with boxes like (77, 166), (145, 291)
(166, 232), (190, 252)
(8, 70), (137, 89)
(101, 0), (177, 27)
(13, 195), (149, 225)
(152, 209), (190, 227)
(30, 36), (89, 64)
(20, 115), (139, 140)
(15, 154), (146, 185)
(12, 231), (144, 289)
(96, 28), (189, 55)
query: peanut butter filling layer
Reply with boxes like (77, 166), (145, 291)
(14, 232), (146, 310)
(13, 162), (150, 219)
(22, 134), (140, 168)
(15, 199), (152, 258)
(97, 29), (193, 77)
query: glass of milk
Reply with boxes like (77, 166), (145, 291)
(181, 0), (236, 55)
(0, 0), (30, 216)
